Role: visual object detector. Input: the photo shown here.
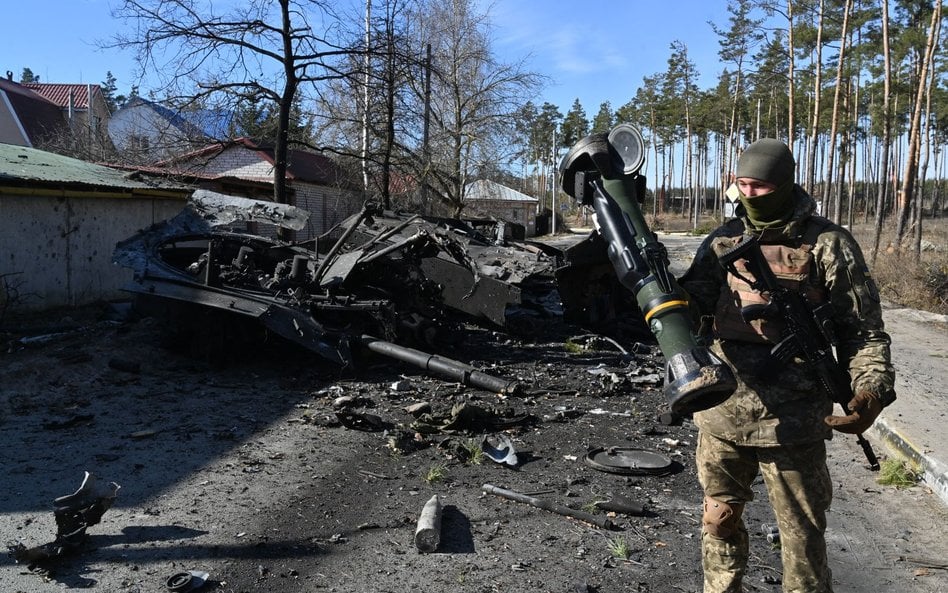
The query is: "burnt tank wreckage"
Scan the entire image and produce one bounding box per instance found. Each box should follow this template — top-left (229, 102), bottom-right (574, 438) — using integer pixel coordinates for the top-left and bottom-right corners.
top-left (113, 120), bottom-right (737, 416)
top-left (112, 190), bottom-right (647, 393)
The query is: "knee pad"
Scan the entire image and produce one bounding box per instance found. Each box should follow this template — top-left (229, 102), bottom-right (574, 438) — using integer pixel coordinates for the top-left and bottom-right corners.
top-left (703, 496), bottom-right (744, 539)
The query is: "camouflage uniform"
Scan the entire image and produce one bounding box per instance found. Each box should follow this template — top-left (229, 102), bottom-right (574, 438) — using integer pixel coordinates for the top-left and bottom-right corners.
top-left (680, 187), bottom-right (895, 593)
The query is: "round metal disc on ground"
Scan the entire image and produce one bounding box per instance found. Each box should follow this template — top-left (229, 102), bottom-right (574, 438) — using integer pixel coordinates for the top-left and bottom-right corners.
top-left (584, 447), bottom-right (673, 475)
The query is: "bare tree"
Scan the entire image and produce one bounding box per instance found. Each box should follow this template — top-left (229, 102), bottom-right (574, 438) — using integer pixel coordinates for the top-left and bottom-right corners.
top-left (33, 118), bottom-right (117, 162)
top-left (309, 1), bottom-right (415, 211)
top-left (0, 272), bottom-right (32, 327)
top-left (109, 0), bottom-right (360, 208)
top-left (402, 0), bottom-right (541, 217)
top-left (311, 0), bottom-right (540, 217)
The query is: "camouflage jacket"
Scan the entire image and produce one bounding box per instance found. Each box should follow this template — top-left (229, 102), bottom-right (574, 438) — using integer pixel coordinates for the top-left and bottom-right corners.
top-left (679, 186), bottom-right (895, 446)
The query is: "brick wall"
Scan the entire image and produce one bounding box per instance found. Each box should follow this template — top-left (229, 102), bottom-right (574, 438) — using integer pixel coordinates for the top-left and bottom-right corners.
top-left (292, 183), bottom-right (363, 238)
top-left (199, 146), bottom-right (274, 180)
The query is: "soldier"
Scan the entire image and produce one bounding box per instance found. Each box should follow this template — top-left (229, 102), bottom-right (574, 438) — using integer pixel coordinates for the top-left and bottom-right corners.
top-left (679, 138), bottom-right (896, 593)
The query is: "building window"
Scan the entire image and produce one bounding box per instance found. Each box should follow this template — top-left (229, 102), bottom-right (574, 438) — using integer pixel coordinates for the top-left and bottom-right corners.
top-left (511, 208), bottom-right (520, 220)
top-left (129, 134), bottom-right (150, 152)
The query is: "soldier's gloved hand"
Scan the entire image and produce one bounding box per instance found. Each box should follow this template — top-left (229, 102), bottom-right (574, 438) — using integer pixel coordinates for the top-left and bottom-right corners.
top-left (824, 391), bottom-right (883, 434)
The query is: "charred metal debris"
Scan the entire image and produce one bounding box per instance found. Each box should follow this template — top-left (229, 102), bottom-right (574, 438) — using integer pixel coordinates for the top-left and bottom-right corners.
top-left (113, 191), bottom-right (646, 391)
top-left (8, 471), bottom-right (120, 568)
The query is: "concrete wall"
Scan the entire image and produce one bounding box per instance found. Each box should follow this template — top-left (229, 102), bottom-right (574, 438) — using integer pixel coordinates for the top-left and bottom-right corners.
top-left (0, 192), bottom-right (187, 311)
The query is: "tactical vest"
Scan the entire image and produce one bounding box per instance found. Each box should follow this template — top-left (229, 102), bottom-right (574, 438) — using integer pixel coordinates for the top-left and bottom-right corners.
top-left (710, 221), bottom-right (829, 344)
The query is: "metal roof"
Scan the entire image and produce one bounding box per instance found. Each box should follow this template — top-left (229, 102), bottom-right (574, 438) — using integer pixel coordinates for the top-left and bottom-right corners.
top-left (465, 179), bottom-right (538, 203)
top-left (0, 143), bottom-right (191, 195)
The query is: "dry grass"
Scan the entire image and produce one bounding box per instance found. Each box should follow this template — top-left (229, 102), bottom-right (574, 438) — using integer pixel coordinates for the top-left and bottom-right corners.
top-left (850, 222), bottom-right (948, 316)
top-left (423, 463), bottom-right (447, 484)
top-left (605, 535), bottom-right (633, 560)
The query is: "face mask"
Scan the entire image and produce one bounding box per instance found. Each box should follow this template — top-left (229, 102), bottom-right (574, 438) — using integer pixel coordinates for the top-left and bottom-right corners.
top-left (739, 180), bottom-right (795, 229)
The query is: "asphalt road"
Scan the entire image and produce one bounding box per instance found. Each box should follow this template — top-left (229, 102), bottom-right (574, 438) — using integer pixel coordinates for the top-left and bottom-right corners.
top-left (535, 228), bottom-right (948, 593)
top-left (2, 229), bottom-right (943, 593)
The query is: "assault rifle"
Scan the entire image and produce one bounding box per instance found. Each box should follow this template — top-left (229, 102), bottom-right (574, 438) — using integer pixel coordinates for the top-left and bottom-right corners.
top-left (717, 235), bottom-right (880, 470)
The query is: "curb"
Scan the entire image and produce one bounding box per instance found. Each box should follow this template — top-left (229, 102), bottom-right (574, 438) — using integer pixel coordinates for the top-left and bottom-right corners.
top-left (870, 418), bottom-right (948, 507)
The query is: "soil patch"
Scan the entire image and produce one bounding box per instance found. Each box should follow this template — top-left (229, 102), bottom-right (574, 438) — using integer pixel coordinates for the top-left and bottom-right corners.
top-left (2, 299), bottom-right (947, 593)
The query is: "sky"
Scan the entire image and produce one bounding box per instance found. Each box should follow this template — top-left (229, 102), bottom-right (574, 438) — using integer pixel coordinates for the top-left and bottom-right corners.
top-left (2, 0), bottom-right (732, 116)
top-left (488, 1), bottom-right (729, 114)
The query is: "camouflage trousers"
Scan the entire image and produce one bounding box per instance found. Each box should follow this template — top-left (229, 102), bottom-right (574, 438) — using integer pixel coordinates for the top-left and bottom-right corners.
top-left (696, 431), bottom-right (833, 593)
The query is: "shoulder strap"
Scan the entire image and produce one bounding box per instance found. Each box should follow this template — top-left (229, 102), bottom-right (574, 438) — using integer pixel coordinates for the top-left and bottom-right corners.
top-left (721, 217), bottom-right (745, 236)
top-left (800, 215), bottom-right (835, 249)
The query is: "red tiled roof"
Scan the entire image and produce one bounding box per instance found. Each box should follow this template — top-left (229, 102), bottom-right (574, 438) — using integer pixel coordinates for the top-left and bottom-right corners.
top-left (23, 83), bottom-right (103, 109)
top-left (0, 78), bottom-right (57, 105)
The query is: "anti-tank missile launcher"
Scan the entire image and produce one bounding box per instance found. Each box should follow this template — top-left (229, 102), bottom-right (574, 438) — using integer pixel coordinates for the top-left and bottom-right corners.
top-left (560, 123), bottom-right (736, 414)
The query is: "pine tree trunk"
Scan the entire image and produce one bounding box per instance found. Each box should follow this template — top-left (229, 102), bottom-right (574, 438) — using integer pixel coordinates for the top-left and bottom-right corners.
top-left (805, 0), bottom-right (825, 197)
top-left (870, 0), bottom-right (893, 266)
top-left (787, 0), bottom-right (796, 147)
top-left (914, 19), bottom-right (940, 260)
top-left (824, 0), bottom-right (852, 225)
top-left (895, 0), bottom-right (941, 254)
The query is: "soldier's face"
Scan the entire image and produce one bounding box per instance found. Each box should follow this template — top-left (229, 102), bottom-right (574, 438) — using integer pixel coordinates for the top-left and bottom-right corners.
top-left (736, 177), bottom-right (777, 197)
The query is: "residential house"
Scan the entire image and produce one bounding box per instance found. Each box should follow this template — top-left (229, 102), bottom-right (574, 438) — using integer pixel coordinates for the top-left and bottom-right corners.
top-left (108, 96), bottom-right (234, 161)
top-left (464, 179), bottom-right (538, 238)
top-left (153, 137), bottom-right (363, 240)
top-left (0, 144), bottom-right (191, 312)
top-left (23, 81), bottom-right (114, 157)
top-left (0, 75), bottom-right (68, 147)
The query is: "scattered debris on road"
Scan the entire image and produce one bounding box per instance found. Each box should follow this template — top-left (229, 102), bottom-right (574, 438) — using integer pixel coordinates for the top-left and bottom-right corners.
top-left (8, 471), bottom-right (120, 569)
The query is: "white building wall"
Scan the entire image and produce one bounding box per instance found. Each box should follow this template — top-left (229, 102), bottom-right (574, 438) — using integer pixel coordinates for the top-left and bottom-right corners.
top-left (0, 192), bottom-right (187, 311)
top-left (197, 146), bottom-right (275, 180)
top-left (167, 146), bottom-right (364, 240)
top-left (108, 103), bottom-right (202, 160)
